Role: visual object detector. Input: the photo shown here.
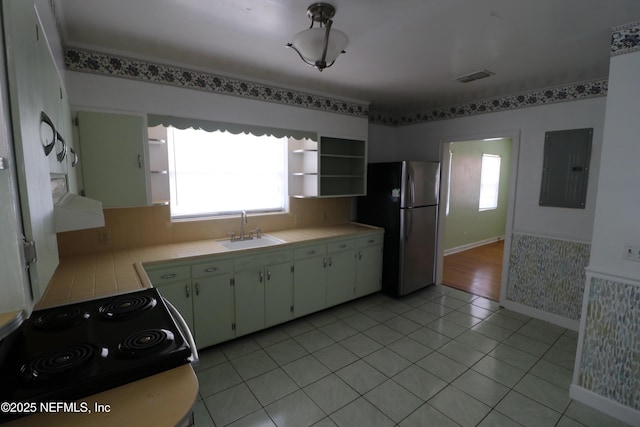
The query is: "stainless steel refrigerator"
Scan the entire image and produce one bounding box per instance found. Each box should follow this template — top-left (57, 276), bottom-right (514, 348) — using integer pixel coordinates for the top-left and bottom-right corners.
top-left (356, 161), bottom-right (440, 296)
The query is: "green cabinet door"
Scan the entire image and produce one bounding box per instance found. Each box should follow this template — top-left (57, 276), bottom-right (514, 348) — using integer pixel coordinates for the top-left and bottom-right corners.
top-left (155, 281), bottom-right (195, 336)
top-left (193, 273), bottom-right (234, 348)
top-left (77, 111), bottom-right (148, 207)
top-left (356, 245), bottom-right (383, 297)
top-left (264, 262), bottom-right (293, 327)
top-left (234, 266), bottom-right (265, 337)
top-left (326, 250), bottom-right (357, 306)
top-left (293, 256), bottom-right (327, 317)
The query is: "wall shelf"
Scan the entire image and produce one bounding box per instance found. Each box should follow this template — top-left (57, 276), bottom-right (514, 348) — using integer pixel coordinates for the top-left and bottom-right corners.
top-left (289, 136), bottom-right (367, 198)
top-left (148, 125), bottom-right (170, 206)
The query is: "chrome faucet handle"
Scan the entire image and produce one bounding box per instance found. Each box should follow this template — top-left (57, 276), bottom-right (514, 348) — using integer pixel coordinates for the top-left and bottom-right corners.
top-left (255, 227), bottom-right (262, 238)
top-left (227, 231), bottom-right (236, 242)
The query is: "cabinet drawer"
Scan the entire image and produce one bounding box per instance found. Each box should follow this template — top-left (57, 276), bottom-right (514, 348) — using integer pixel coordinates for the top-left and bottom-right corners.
top-left (327, 239), bottom-right (356, 253)
top-left (234, 250), bottom-right (292, 270)
top-left (146, 265), bottom-right (190, 285)
top-left (357, 234), bottom-right (383, 248)
top-left (293, 244), bottom-right (326, 260)
top-left (191, 259), bottom-right (234, 278)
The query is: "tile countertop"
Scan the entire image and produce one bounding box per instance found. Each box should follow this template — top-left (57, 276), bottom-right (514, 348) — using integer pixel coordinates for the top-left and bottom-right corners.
top-left (36, 222), bottom-right (383, 309)
top-left (2, 222), bottom-right (382, 427)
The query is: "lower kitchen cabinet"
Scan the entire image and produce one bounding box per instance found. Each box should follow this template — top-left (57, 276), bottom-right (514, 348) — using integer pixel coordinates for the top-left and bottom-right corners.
top-left (155, 279), bottom-right (195, 338)
top-left (193, 274), bottom-right (234, 347)
top-left (233, 266), bottom-right (266, 337)
top-left (265, 262), bottom-right (294, 327)
top-left (292, 244), bottom-right (328, 318)
top-left (233, 250), bottom-right (292, 337)
top-left (191, 259), bottom-right (235, 348)
top-left (356, 239), bottom-right (384, 297)
top-left (146, 230), bottom-right (383, 350)
top-left (326, 241), bottom-right (357, 306)
top-left (147, 258), bottom-right (235, 350)
top-left (293, 249), bottom-right (327, 317)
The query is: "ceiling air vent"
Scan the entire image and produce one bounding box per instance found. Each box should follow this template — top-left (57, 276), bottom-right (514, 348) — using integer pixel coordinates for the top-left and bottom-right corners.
top-left (455, 70), bottom-right (494, 83)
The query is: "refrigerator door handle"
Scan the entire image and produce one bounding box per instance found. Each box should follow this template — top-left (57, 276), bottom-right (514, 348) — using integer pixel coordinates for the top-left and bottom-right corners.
top-left (407, 164), bottom-right (416, 208)
top-left (410, 174), bottom-right (416, 207)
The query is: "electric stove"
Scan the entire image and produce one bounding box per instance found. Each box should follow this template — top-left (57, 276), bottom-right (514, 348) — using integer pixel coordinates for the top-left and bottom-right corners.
top-left (0, 288), bottom-right (195, 423)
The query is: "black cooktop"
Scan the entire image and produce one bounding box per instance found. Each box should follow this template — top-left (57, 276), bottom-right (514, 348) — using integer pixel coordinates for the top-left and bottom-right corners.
top-left (0, 288), bottom-right (193, 423)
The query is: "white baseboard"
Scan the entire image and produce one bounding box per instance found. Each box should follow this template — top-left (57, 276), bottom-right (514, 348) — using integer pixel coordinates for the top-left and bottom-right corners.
top-left (570, 385), bottom-right (640, 427)
top-left (502, 300), bottom-right (580, 331)
top-left (444, 236), bottom-right (504, 256)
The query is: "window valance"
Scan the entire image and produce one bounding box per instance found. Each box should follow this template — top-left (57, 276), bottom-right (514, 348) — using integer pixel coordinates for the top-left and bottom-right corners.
top-left (147, 114), bottom-right (317, 141)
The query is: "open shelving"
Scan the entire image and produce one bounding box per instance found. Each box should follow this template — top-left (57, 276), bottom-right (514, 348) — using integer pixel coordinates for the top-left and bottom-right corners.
top-left (147, 126), bottom-right (170, 206)
top-left (289, 136), bottom-right (366, 198)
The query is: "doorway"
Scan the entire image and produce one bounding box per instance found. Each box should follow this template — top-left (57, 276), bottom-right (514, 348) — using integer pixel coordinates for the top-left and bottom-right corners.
top-left (436, 134), bottom-right (519, 304)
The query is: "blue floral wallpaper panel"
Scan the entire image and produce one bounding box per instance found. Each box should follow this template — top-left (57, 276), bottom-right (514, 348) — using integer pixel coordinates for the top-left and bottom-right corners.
top-left (578, 277), bottom-right (640, 410)
top-left (506, 233), bottom-right (591, 321)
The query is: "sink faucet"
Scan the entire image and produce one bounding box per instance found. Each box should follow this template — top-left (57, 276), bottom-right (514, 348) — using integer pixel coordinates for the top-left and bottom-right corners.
top-left (240, 210), bottom-right (248, 240)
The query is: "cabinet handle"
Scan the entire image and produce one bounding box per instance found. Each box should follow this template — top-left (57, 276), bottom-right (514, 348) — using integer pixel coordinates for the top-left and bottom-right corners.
top-left (40, 112), bottom-right (55, 156)
top-left (185, 284), bottom-right (190, 298)
top-left (55, 132), bottom-right (67, 162)
top-left (323, 258), bottom-right (327, 268)
top-left (259, 271), bottom-right (264, 282)
top-left (138, 154), bottom-right (143, 169)
top-left (267, 270), bottom-right (271, 281)
top-left (339, 244), bottom-right (347, 249)
top-left (195, 282), bottom-right (200, 296)
top-left (358, 251), bottom-right (363, 260)
top-left (70, 147), bottom-right (79, 167)
top-left (328, 256), bottom-right (332, 267)
top-left (160, 273), bottom-right (177, 279)
top-left (204, 267), bottom-right (218, 273)
top-left (307, 250), bottom-right (316, 255)
top-left (368, 239), bottom-right (374, 243)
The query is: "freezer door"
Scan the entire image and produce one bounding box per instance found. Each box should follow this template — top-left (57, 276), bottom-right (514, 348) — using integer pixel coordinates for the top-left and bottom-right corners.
top-left (399, 205), bottom-right (437, 295)
top-left (401, 161), bottom-right (440, 208)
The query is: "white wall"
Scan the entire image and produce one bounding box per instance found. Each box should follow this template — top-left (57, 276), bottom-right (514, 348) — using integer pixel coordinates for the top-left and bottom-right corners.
top-left (66, 72), bottom-right (368, 141)
top-left (588, 52), bottom-right (640, 279)
top-left (369, 97), bottom-right (607, 242)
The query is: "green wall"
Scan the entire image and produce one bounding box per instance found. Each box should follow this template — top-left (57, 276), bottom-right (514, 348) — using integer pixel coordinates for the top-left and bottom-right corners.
top-left (443, 138), bottom-right (511, 251)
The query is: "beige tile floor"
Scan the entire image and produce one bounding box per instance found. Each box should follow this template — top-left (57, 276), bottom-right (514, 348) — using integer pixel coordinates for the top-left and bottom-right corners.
top-left (192, 285), bottom-right (631, 427)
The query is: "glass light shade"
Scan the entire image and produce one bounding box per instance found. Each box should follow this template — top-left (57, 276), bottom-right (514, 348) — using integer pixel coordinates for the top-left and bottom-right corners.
top-left (291, 27), bottom-right (349, 64)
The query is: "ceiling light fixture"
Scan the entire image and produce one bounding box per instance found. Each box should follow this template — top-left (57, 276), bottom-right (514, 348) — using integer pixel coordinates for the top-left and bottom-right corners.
top-left (287, 3), bottom-right (348, 72)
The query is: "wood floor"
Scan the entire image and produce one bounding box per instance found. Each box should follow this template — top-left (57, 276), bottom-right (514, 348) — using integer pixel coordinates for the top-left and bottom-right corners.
top-left (442, 240), bottom-right (504, 301)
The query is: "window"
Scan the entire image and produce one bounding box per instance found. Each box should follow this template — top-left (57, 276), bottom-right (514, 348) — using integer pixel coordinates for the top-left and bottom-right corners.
top-left (478, 154), bottom-right (501, 211)
top-left (167, 127), bottom-right (288, 218)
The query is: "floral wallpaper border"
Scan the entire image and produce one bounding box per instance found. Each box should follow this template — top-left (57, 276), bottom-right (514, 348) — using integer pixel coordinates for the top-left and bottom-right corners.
top-left (506, 233), bottom-right (591, 321)
top-left (66, 47), bottom-right (610, 127)
top-left (611, 20), bottom-right (640, 56)
top-left (578, 276), bottom-right (640, 410)
top-left (64, 47), bottom-right (370, 118)
top-left (369, 78), bottom-right (608, 126)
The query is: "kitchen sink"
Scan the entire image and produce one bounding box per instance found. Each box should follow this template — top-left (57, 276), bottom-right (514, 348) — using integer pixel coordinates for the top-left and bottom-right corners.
top-left (220, 234), bottom-right (285, 250)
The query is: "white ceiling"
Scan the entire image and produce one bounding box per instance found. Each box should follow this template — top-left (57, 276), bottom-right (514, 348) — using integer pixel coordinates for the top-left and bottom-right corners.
top-left (55, 0), bottom-right (640, 113)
